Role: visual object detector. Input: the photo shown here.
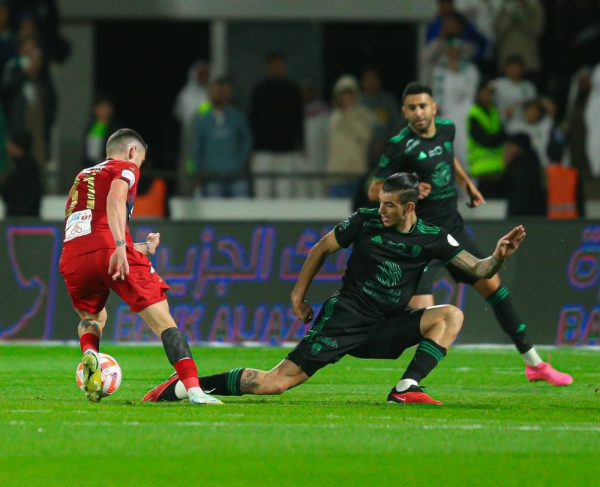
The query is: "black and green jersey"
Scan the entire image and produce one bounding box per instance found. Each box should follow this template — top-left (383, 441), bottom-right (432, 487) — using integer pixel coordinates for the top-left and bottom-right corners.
top-left (333, 208), bottom-right (464, 318)
top-left (373, 119), bottom-right (460, 227)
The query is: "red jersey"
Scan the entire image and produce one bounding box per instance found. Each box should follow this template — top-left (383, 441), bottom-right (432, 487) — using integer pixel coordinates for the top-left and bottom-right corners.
top-left (61, 159), bottom-right (140, 257)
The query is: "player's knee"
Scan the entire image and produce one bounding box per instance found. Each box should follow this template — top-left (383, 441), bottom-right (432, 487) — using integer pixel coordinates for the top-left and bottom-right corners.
top-left (444, 306), bottom-right (463, 335)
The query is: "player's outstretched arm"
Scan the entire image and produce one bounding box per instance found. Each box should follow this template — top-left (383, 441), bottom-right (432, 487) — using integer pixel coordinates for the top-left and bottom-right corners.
top-left (133, 232), bottom-right (160, 256)
top-left (449, 225), bottom-right (526, 279)
top-left (291, 231), bottom-right (341, 323)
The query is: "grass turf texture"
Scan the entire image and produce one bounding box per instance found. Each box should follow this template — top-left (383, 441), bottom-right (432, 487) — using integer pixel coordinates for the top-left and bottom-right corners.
top-left (1, 345), bottom-right (599, 486)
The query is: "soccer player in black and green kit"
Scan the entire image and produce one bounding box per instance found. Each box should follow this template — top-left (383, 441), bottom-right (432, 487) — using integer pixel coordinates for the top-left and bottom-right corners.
top-left (143, 172), bottom-right (527, 405)
top-left (367, 82), bottom-right (572, 386)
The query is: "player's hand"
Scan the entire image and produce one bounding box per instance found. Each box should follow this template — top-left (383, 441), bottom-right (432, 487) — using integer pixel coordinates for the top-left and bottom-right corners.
top-left (493, 225), bottom-right (526, 260)
top-left (292, 298), bottom-right (315, 324)
top-left (146, 232), bottom-right (161, 255)
top-left (418, 182), bottom-right (432, 200)
top-left (109, 246), bottom-right (129, 281)
top-left (466, 183), bottom-right (486, 208)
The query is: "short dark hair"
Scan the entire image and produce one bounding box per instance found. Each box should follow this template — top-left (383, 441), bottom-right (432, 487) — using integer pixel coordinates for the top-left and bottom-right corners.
top-left (382, 172), bottom-right (420, 204)
top-left (266, 50), bottom-right (286, 64)
top-left (106, 128), bottom-right (148, 154)
top-left (402, 82), bottom-right (433, 101)
top-left (504, 53), bottom-right (525, 67)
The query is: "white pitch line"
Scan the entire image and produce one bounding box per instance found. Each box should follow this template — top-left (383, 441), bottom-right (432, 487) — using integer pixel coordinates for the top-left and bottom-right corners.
top-left (4, 420), bottom-right (600, 432)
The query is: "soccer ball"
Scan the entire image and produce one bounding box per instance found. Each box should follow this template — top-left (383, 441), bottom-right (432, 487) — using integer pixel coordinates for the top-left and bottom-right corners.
top-left (75, 352), bottom-right (122, 397)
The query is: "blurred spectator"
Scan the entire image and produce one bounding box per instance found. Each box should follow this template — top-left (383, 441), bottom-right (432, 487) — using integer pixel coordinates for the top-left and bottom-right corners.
top-left (1, 131), bottom-right (41, 216)
top-left (423, 1), bottom-right (488, 83)
top-left (298, 79), bottom-right (329, 198)
top-left (190, 75), bottom-right (253, 198)
top-left (0, 3), bottom-right (16, 92)
top-left (563, 67), bottom-right (592, 180)
top-left (173, 59), bottom-right (210, 195)
top-left (466, 78), bottom-right (506, 197)
top-left (359, 67), bottom-right (403, 169)
top-left (81, 93), bottom-right (122, 168)
top-left (326, 75), bottom-right (373, 198)
top-left (583, 62), bottom-right (600, 177)
top-left (2, 33), bottom-right (54, 167)
top-left (14, 7), bottom-right (69, 64)
top-left (454, 0), bottom-right (501, 66)
top-left (502, 132), bottom-right (546, 216)
top-left (495, 0), bottom-right (545, 89)
top-left (507, 97), bottom-right (557, 168)
top-left (432, 37), bottom-right (480, 164)
top-left (494, 53), bottom-right (538, 123)
top-left (249, 51), bottom-right (303, 198)
top-left (0, 100), bottom-right (6, 175)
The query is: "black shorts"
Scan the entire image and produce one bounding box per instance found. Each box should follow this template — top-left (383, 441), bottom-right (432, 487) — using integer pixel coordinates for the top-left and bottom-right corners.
top-left (414, 224), bottom-right (485, 295)
top-left (286, 296), bottom-right (425, 376)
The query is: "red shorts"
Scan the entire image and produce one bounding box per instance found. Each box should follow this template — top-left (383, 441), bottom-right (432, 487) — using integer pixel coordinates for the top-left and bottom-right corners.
top-left (60, 247), bottom-right (170, 313)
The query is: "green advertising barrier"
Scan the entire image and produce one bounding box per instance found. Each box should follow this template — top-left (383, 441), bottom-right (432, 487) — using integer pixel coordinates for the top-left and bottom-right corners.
top-left (0, 220), bottom-right (598, 345)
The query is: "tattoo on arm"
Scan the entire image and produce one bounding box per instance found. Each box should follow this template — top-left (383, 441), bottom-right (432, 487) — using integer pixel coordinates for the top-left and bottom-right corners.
top-left (240, 369), bottom-right (261, 391)
top-left (451, 252), bottom-right (504, 279)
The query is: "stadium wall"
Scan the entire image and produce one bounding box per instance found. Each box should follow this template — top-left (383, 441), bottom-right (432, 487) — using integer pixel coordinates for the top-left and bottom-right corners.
top-left (0, 220), bottom-right (598, 346)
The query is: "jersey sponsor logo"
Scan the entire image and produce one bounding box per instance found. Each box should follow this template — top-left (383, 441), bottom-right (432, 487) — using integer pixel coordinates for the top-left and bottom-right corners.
top-left (378, 154), bottom-right (390, 168)
top-left (338, 218), bottom-right (350, 231)
top-left (418, 151), bottom-right (427, 160)
top-left (64, 209), bottom-right (92, 242)
top-left (447, 234), bottom-right (459, 246)
top-left (405, 138), bottom-right (420, 153)
top-left (121, 169), bottom-right (136, 189)
top-left (371, 235), bottom-right (383, 244)
top-left (428, 146), bottom-right (443, 157)
top-left (375, 261), bottom-right (403, 287)
top-left (431, 161), bottom-right (451, 187)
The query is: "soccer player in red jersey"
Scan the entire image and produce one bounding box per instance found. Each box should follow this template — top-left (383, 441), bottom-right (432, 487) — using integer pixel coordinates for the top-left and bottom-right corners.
top-left (59, 128), bottom-right (222, 404)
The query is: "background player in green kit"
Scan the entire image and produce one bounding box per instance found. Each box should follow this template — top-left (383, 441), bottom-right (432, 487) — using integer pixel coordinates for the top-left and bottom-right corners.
top-left (367, 82), bottom-right (572, 386)
top-left (143, 172), bottom-right (527, 405)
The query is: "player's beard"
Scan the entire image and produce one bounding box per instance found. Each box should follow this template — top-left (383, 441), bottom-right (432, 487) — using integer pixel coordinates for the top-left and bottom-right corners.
top-left (411, 116), bottom-right (431, 134)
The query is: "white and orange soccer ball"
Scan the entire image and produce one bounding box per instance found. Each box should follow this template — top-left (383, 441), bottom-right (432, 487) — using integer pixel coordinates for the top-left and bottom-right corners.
top-left (75, 353), bottom-right (122, 397)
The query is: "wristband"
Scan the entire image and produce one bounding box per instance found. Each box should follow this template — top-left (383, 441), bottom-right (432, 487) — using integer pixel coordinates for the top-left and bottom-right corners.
top-left (115, 239), bottom-right (126, 247)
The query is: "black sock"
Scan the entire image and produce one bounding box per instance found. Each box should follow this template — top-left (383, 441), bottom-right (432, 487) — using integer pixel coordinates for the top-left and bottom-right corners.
top-left (486, 286), bottom-right (533, 354)
top-left (199, 368), bottom-right (246, 396)
top-left (160, 327), bottom-right (192, 365)
top-left (401, 338), bottom-right (447, 384)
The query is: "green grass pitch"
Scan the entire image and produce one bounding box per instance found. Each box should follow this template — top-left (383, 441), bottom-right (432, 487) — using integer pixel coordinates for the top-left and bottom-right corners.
top-left (1, 345), bottom-right (599, 486)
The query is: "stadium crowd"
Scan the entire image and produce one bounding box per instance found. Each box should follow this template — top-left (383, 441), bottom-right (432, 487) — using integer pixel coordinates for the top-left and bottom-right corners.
top-left (2, 0), bottom-right (600, 218)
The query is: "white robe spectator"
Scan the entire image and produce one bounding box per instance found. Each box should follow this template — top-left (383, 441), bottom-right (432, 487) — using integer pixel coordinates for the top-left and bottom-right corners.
top-left (432, 44), bottom-right (480, 165)
top-left (584, 63), bottom-right (600, 177)
top-left (173, 60), bottom-right (210, 195)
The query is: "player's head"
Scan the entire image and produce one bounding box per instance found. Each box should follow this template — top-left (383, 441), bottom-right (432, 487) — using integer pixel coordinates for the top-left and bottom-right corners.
top-left (106, 128), bottom-right (147, 167)
top-left (402, 82), bottom-right (437, 135)
top-left (378, 172), bottom-right (420, 227)
top-left (266, 50), bottom-right (287, 79)
top-left (504, 53), bottom-right (525, 81)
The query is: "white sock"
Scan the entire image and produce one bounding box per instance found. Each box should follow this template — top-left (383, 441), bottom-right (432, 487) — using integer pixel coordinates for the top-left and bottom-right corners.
top-left (395, 379), bottom-right (418, 392)
top-left (175, 381), bottom-right (188, 400)
top-left (521, 348), bottom-right (542, 367)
